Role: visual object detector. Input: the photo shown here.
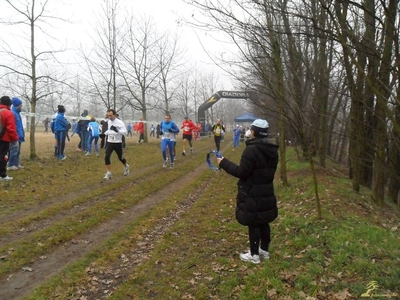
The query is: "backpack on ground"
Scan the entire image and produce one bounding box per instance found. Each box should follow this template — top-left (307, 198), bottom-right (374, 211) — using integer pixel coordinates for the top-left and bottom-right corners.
top-left (0, 108), bottom-right (6, 138)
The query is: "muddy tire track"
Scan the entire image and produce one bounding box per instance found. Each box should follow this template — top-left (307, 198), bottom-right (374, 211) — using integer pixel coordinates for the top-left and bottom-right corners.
top-left (0, 141), bottom-right (230, 299)
top-left (0, 144), bottom-right (212, 246)
top-left (0, 161), bottom-right (211, 300)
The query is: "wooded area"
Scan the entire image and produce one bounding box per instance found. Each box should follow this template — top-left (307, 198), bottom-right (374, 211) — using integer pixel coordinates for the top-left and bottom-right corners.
top-left (187, 0), bottom-right (400, 207)
top-left (1, 0), bottom-right (399, 206)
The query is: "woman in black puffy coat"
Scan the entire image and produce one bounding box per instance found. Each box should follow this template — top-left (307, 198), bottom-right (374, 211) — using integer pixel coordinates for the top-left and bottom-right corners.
top-left (218, 119), bottom-right (279, 264)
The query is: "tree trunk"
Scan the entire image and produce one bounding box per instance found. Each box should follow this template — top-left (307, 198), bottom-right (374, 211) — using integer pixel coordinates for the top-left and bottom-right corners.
top-left (29, 4), bottom-right (37, 160)
top-left (371, 0), bottom-right (396, 206)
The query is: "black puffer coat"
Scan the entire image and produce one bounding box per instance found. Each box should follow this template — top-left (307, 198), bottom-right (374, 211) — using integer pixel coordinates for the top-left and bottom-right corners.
top-left (219, 137), bottom-right (279, 226)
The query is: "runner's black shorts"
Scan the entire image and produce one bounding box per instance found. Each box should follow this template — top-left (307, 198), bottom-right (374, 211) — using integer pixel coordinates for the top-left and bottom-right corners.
top-left (182, 134), bottom-right (193, 141)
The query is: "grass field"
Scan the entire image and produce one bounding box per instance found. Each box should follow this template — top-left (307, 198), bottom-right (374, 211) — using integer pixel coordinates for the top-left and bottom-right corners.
top-left (0, 131), bottom-right (399, 299)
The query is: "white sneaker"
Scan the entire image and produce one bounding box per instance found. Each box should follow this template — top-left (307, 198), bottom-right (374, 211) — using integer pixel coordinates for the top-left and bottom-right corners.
top-left (95, 152), bottom-right (99, 157)
top-left (124, 164), bottom-right (130, 176)
top-left (7, 166), bottom-right (19, 171)
top-left (170, 163), bottom-right (174, 169)
top-left (239, 251), bottom-right (260, 264)
top-left (163, 161), bottom-right (168, 168)
top-left (259, 248), bottom-right (270, 260)
top-left (0, 175), bottom-right (13, 181)
top-left (85, 152), bottom-right (91, 156)
top-left (103, 172), bottom-right (112, 180)
top-left (17, 165), bottom-right (25, 169)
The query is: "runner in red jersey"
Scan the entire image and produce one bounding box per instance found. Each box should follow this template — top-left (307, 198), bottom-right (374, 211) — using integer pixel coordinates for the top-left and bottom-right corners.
top-left (180, 116), bottom-right (197, 155)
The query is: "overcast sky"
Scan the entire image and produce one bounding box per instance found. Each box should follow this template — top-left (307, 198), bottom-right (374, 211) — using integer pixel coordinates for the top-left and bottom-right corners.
top-left (0, 0), bottom-right (234, 89)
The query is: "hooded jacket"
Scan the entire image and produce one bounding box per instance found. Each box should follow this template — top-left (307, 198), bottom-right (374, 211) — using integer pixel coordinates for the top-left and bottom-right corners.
top-left (219, 137), bottom-right (279, 226)
top-left (54, 112), bottom-right (69, 132)
top-left (0, 104), bottom-right (18, 142)
top-left (78, 111), bottom-right (91, 132)
top-left (11, 105), bottom-right (25, 142)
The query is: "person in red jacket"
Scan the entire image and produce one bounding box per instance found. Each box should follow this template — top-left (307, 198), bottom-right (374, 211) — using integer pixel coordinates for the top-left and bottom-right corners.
top-left (0, 96), bottom-right (18, 181)
top-left (180, 116), bottom-right (197, 155)
top-left (137, 118), bottom-right (145, 143)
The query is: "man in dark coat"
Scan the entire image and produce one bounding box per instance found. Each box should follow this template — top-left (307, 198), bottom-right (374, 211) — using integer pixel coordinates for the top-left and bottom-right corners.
top-left (218, 119), bottom-right (279, 264)
top-left (78, 109), bottom-right (91, 152)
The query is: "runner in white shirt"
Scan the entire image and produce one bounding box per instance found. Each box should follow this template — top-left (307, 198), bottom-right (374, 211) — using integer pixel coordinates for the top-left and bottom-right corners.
top-left (103, 109), bottom-right (130, 180)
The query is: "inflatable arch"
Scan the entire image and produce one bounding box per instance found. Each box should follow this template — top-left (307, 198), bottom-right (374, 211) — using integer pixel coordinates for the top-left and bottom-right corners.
top-left (197, 90), bottom-right (259, 134)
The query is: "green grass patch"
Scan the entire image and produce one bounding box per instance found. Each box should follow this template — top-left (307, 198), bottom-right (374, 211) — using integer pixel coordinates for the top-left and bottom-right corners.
top-left (3, 140), bottom-right (398, 299)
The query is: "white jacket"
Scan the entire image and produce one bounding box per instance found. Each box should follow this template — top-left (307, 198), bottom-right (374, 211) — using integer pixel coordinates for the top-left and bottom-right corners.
top-left (105, 118), bottom-right (127, 143)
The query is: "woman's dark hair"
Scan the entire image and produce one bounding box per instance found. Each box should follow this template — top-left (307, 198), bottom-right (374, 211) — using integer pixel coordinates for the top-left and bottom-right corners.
top-left (251, 126), bottom-right (268, 137)
top-left (0, 96), bottom-right (12, 106)
top-left (58, 105), bottom-right (65, 113)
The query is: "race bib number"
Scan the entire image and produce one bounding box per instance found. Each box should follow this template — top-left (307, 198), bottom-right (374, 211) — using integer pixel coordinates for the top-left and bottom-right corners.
top-left (184, 126), bottom-right (189, 131)
top-left (108, 135), bottom-right (116, 142)
top-left (215, 128), bottom-right (221, 134)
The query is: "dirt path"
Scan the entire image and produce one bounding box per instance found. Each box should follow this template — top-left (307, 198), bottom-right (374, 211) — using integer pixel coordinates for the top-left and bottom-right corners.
top-left (0, 142), bottom-right (212, 244)
top-left (0, 141), bottom-right (230, 299)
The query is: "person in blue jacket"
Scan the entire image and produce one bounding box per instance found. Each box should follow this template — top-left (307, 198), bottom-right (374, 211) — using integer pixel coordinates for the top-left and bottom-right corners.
top-left (7, 97), bottom-right (25, 170)
top-left (77, 109), bottom-right (91, 152)
top-left (86, 117), bottom-right (100, 156)
top-left (54, 105), bottom-right (69, 160)
top-left (233, 125), bottom-right (241, 148)
top-left (159, 114), bottom-right (180, 169)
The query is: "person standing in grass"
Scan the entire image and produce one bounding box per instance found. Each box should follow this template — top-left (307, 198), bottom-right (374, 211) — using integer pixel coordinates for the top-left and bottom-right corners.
top-left (103, 109), bottom-right (129, 180)
top-left (43, 117), bottom-right (50, 133)
top-left (137, 118), bottom-right (145, 143)
top-left (86, 117), bottom-right (100, 156)
top-left (150, 124), bottom-right (155, 137)
top-left (217, 119), bottom-right (279, 264)
top-left (7, 97), bottom-right (25, 170)
top-left (78, 109), bottom-right (91, 152)
top-left (54, 105), bottom-right (69, 160)
top-left (0, 96), bottom-right (18, 181)
top-left (232, 125), bottom-right (241, 148)
top-left (126, 122), bottom-right (133, 137)
top-left (99, 119), bottom-right (108, 149)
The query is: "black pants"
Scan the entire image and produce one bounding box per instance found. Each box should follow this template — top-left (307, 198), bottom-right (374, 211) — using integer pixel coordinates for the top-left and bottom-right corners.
top-left (99, 134), bottom-right (106, 148)
top-left (138, 133), bottom-right (144, 142)
top-left (105, 142), bottom-right (126, 166)
top-left (0, 140), bottom-right (10, 178)
top-left (214, 136), bottom-right (222, 151)
top-left (248, 224), bottom-right (271, 256)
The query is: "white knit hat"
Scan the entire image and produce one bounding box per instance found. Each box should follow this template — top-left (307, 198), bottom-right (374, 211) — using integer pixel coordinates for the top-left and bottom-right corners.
top-left (251, 119), bottom-right (269, 129)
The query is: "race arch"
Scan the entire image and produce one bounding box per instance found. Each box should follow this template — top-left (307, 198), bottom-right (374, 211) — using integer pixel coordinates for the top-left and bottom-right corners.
top-left (197, 90), bottom-right (259, 134)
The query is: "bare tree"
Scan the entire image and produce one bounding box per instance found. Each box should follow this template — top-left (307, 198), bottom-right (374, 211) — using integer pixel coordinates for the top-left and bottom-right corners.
top-left (0, 0), bottom-right (68, 159)
top-left (329, 0), bottom-right (399, 205)
top-left (80, 0), bottom-right (124, 111)
top-left (118, 15), bottom-right (161, 142)
top-left (156, 31), bottom-right (186, 113)
top-left (176, 70), bottom-right (195, 118)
